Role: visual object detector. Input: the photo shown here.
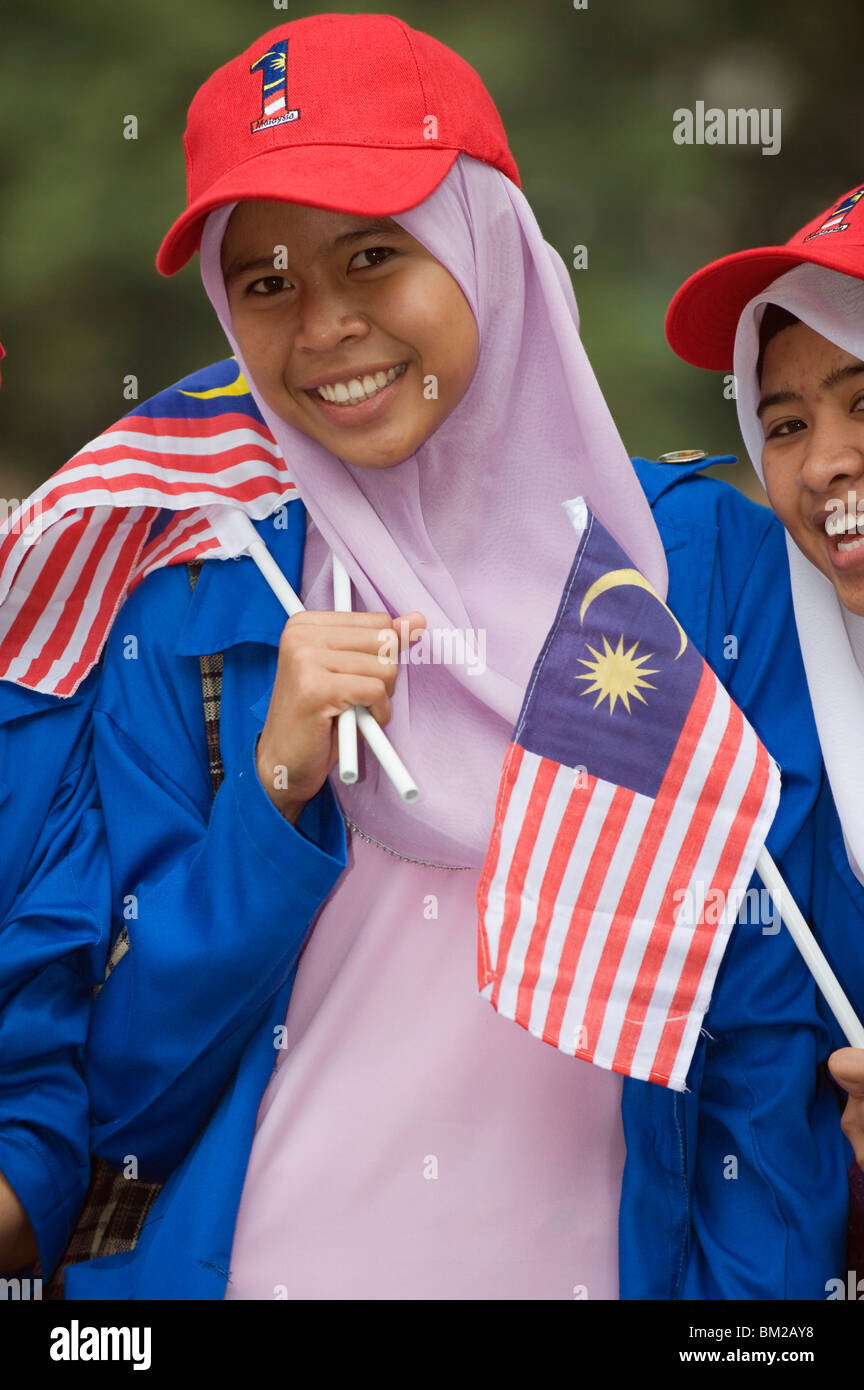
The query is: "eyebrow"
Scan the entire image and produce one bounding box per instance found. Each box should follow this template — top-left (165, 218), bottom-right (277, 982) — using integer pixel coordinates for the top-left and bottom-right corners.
top-left (223, 219), bottom-right (403, 283)
top-left (757, 361), bottom-right (864, 417)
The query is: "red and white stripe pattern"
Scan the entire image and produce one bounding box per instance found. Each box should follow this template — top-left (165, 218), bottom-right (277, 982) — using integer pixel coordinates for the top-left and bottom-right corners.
top-left (263, 92), bottom-right (287, 119)
top-left (476, 662), bottom-right (779, 1090)
top-left (0, 376), bottom-right (299, 696)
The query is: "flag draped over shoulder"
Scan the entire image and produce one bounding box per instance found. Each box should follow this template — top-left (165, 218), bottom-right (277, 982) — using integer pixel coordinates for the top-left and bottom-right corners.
top-left (0, 359), bottom-right (298, 696)
top-left (476, 500), bottom-right (780, 1091)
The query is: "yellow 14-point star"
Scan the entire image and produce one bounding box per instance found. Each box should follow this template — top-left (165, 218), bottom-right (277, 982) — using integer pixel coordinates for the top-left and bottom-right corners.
top-left (575, 634), bottom-right (659, 714)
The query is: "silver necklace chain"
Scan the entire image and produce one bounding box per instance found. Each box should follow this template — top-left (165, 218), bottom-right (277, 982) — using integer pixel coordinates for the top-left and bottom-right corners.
top-left (341, 814), bottom-right (473, 872)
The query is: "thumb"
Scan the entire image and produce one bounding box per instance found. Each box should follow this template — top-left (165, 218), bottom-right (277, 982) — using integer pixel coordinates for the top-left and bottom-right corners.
top-left (828, 1046), bottom-right (864, 1096)
top-left (394, 611), bottom-right (426, 650)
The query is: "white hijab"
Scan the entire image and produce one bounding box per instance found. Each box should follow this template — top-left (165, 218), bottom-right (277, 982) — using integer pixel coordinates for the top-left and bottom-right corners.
top-left (733, 262), bottom-right (864, 884)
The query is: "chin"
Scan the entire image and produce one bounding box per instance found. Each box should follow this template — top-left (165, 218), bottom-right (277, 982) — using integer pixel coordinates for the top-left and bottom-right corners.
top-left (341, 436), bottom-right (421, 470)
top-left (343, 453), bottom-right (411, 470)
top-left (837, 588), bottom-right (864, 618)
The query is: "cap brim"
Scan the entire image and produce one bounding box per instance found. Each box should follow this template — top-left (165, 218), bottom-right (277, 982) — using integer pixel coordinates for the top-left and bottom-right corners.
top-left (664, 244), bottom-right (858, 371)
top-left (157, 144), bottom-right (460, 276)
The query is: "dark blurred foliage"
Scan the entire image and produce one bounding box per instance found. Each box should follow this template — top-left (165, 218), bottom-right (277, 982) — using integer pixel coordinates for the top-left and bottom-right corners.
top-left (1, 0), bottom-right (862, 500)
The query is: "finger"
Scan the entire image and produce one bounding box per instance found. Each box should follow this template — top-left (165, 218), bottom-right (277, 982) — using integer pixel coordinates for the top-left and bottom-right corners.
top-left (393, 611), bottom-right (427, 650)
top-left (828, 1047), bottom-right (864, 1096)
top-left (285, 610), bottom-right (394, 628)
top-left (313, 649), bottom-right (400, 689)
top-left (283, 625), bottom-right (404, 657)
top-left (320, 675), bottom-right (391, 724)
top-left (840, 1098), bottom-right (864, 1167)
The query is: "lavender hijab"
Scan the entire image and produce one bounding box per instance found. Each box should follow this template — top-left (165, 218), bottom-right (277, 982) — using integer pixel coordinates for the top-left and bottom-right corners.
top-left (199, 154), bottom-right (667, 869)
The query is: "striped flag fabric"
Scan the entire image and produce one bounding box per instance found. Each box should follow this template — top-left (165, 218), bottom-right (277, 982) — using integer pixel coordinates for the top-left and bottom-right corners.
top-left (476, 498), bottom-right (780, 1091)
top-left (0, 357), bottom-right (299, 696)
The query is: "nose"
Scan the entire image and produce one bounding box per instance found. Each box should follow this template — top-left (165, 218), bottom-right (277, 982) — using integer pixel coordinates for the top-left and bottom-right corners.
top-left (799, 417), bottom-right (864, 496)
top-left (292, 279), bottom-right (370, 355)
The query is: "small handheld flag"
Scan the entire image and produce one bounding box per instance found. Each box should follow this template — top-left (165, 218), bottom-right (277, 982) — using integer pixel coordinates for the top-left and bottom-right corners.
top-left (0, 359), bottom-right (300, 696)
top-left (476, 498), bottom-right (780, 1090)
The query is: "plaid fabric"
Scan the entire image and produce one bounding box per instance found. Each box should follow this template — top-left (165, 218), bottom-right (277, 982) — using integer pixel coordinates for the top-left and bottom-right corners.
top-left (189, 558), bottom-right (226, 797)
top-left (44, 561), bottom-right (225, 1298)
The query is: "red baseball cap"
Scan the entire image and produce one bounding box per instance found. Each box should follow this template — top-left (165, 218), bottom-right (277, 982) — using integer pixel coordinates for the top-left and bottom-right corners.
top-left (665, 181), bottom-right (864, 371)
top-left (157, 14), bottom-right (520, 276)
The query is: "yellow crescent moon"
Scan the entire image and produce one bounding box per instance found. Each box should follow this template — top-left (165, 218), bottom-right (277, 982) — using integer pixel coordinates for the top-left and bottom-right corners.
top-left (179, 359), bottom-right (251, 400)
top-left (579, 568), bottom-right (688, 659)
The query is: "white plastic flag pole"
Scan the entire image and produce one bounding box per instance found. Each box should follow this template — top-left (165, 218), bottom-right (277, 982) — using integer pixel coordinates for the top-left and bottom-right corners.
top-left (204, 506), bottom-right (420, 803)
top-left (756, 847), bottom-right (864, 1047)
top-left (332, 553), bottom-right (359, 785)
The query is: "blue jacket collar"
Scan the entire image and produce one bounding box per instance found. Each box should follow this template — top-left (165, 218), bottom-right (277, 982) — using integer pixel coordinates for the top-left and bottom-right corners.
top-left (0, 680), bottom-right (90, 724)
top-left (630, 453), bottom-right (736, 505)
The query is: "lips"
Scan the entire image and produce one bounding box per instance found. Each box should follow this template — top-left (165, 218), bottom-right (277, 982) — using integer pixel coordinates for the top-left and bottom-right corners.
top-left (823, 502), bottom-right (862, 538)
top-left (301, 360), bottom-right (408, 428)
top-left (310, 362), bottom-right (407, 406)
top-left (822, 511), bottom-right (864, 570)
top-left (300, 360), bottom-right (407, 393)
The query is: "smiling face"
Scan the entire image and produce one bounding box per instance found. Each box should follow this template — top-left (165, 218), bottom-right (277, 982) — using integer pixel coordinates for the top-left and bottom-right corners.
top-left (221, 200), bottom-right (479, 469)
top-left (759, 319), bottom-right (864, 616)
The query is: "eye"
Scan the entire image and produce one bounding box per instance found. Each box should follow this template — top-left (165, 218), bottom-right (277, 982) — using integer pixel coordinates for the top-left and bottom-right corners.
top-left (764, 417), bottom-right (806, 440)
top-left (348, 246), bottom-right (396, 270)
top-left (246, 275), bottom-right (291, 296)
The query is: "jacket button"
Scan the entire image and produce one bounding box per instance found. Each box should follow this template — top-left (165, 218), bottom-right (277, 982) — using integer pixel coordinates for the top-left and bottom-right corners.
top-left (657, 449), bottom-right (708, 464)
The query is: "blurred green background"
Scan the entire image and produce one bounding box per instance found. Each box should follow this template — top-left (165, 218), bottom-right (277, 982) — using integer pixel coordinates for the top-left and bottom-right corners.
top-left (1, 0), bottom-right (861, 501)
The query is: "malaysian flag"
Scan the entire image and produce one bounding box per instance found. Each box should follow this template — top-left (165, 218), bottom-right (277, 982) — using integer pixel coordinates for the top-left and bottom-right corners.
top-left (0, 357), bottom-right (298, 696)
top-left (476, 499), bottom-right (780, 1090)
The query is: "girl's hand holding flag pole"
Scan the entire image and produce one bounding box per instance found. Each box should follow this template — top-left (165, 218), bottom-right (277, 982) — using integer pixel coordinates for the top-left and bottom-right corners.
top-left (203, 505), bottom-right (420, 804)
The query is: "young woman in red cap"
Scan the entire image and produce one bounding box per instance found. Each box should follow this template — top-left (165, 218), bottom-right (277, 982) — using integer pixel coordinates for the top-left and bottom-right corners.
top-left (667, 182), bottom-right (864, 1274)
top-left (15, 16), bottom-right (844, 1299)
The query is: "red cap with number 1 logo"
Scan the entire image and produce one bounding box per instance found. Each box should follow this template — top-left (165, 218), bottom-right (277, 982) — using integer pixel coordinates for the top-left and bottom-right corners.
top-left (666, 181), bottom-right (864, 371)
top-left (156, 13), bottom-right (520, 276)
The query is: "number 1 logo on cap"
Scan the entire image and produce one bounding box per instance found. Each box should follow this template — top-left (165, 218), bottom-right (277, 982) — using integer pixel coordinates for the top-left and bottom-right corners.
top-left (250, 40), bottom-right (300, 134)
top-left (805, 185), bottom-right (864, 241)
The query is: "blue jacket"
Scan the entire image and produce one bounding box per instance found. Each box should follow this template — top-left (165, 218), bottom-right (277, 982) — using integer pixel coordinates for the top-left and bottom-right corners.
top-left (805, 779), bottom-right (864, 1055)
top-left (0, 669), bottom-right (107, 1276)
top-left (55, 413), bottom-right (849, 1300)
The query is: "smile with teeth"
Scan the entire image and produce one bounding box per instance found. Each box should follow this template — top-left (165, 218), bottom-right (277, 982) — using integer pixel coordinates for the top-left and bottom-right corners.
top-left (313, 362), bottom-right (407, 405)
top-left (825, 503), bottom-right (864, 550)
